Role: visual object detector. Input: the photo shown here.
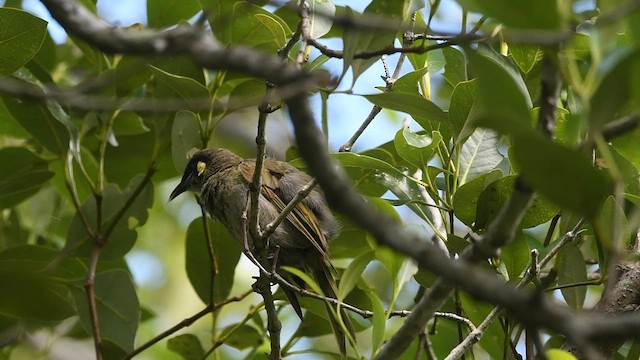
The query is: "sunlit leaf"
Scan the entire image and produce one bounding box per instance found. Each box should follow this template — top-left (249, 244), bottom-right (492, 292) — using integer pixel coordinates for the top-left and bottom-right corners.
top-left (0, 8), bottom-right (47, 76)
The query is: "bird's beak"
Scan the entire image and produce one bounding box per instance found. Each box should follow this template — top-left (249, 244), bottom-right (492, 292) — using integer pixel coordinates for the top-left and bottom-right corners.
top-left (169, 180), bottom-right (189, 201)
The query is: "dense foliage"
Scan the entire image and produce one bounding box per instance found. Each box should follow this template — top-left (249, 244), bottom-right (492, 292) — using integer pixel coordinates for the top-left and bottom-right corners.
top-left (1, 0), bottom-right (640, 359)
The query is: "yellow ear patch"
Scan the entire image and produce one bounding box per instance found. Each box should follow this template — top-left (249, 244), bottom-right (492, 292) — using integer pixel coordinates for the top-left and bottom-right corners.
top-left (196, 161), bottom-right (206, 176)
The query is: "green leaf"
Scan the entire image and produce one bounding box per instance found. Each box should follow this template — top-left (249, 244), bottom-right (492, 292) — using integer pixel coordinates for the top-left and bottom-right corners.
top-left (0, 147), bottom-right (54, 209)
top-left (222, 2), bottom-right (291, 51)
top-left (589, 49), bottom-right (640, 130)
top-left (449, 79), bottom-right (478, 144)
top-left (171, 110), bottom-right (202, 172)
top-left (66, 175), bottom-right (154, 258)
top-left (468, 47), bottom-right (533, 136)
top-left (512, 133), bottom-right (611, 218)
top-left (509, 44), bottom-right (541, 74)
top-left (71, 269), bottom-right (139, 352)
top-left (394, 128), bottom-right (442, 169)
top-left (0, 245), bottom-right (86, 281)
top-left (308, 0), bottom-right (335, 39)
top-left (342, 0), bottom-right (403, 85)
top-left (375, 171), bottom-right (432, 223)
top-left (226, 79), bottom-right (265, 113)
top-left (458, 127), bottom-right (504, 185)
top-left (147, 0), bottom-right (201, 28)
top-left (475, 175), bottom-right (559, 230)
top-left (612, 123), bottom-right (640, 170)
top-left (557, 244), bottom-right (587, 311)
top-left (500, 231), bottom-right (530, 280)
top-left (367, 289), bottom-right (386, 357)
top-left (459, 292), bottom-right (505, 358)
top-left (453, 169), bottom-right (503, 227)
top-left (220, 324), bottom-right (263, 350)
top-left (546, 349), bottom-right (578, 360)
top-left (149, 65), bottom-right (209, 114)
top-left (0, 263), bottom-right (74, 321)
top-left (392, 66), bottom-right (429, 94)
top-left (2, 85), bottom-right (70, 156)
top-left (185, 217), bottom-right (241, 304)
top-left (456, 0), bottom-right (565, 29)
top-left (0, 8), bottom-right (47, 76)
top-left (167, 334), bottom-right (205, 360)
top-left (442, 46), bottom-right (467, 86)
top-left (338, 251), bottom-right (374, 300)
top-left (363, 92), bottom-right (447, 126)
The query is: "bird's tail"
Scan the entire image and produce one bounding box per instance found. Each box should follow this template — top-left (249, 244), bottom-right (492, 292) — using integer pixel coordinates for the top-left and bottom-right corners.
top-left (314, 263), bottom-right (356, 358)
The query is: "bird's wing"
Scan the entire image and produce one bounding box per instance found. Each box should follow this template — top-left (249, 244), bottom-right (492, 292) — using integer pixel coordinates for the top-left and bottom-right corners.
top-left (238, 160), bottom-right (329, 257)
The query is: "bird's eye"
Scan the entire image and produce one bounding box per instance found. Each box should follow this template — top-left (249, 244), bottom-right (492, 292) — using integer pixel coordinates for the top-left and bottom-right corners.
top-left (196, 161), bottom-right (206, 176)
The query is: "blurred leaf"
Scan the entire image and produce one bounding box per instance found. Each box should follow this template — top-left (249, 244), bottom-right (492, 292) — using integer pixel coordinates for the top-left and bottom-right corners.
top-left (393, 66), bottom-right (429, 94)
top-left (375, 170), bottom-right (432, 223)
top-left (611, 124), bottom-right (640, 170)
top-left (364, 92), bottom-right (447, 127)
top-left (442, 46), bottom-right (467, 86)
top-left (0, 147), bottom-right (54, 209)
top-left (2, 86), bottom-right (70, 156)
top-left (458, 127), bottom-right (504, 185)
top-left (597, 196), bottom-right (630, 253)
top-left (0, 8), bottom-right (47, 76)
top-left (512, 133), bottom-right (611, 218)
top-left (510, 44), bottom-right (541, 74)
top-left (0, 262), bottom-right (74, 321)
top-left (227, 79), bottom-right (265, 113)
top-left (589, 49), bottom-right (640, 130)
top-left (167, 333), bottom-right (205, 360)
top-left (556, 244), bottom-right (587, 311)
top-left (455, 0), bottom-right (564, 29)
top-left (220, 324), bottom-right (263, 350)
top-left (147, 0), bottom-right (201, 28)
top-left (71, 269), bottom-right (139, 352)
top-left (460, 292), bottom-right (505, 358)
top-left (394, 128), bottom-right (442, 169)
top-left (476, 175), bottom-right (559, 229)
top-left (367, 289), bottom-right (386, 357)
top-left (171, 110), bottom-right (202, 172)
top-left (112, 111), bottom-right (150, 136)
top-left (500, 231), bottom-right (530, 280)
top-left (185, 217), bottom-right (241, 304)
top-left (149, 65), bottom-right (210, 114)
top-left (449, 79), bottom-right (478, 144)
top-left (216, 2), bottom-right (291, 51)
top-left (342, 0), bottom-right (403, 85)
top-left (453, 169), bottom-right (503, 227)
top-left (0, 245), bottom-right (86, 281)
top-left (338, 251), bottom-right (374, 300)
top-left (546, 349), bottom-right (578, 360)
top-left (468, 47), bottom-right (533, 136)
top-left (66, 174), bottom-right (154, 258)
top-left (308, 0), bottom-right (335, 39)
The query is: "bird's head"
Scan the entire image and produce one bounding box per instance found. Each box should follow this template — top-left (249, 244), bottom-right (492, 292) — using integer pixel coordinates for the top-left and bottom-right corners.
top-left (169, 150), bottom-right (216, 201)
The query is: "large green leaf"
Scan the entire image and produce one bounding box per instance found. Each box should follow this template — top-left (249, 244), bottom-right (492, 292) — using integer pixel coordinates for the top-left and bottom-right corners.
top-left (149, 65), bottom-right (210, 114)
top-left (455, 0), bottom-right (566, 29)
top-left (556, 244), bottom-right (588, 311)
top-left (147, 0), bottom-right (201, 28)
top-left (219, 323), bottom-right (263, 350)
top-left (394, 128), bottom-right (442, 169)
top-left (589, 49), bottom-right (640, 130)
top-left (475, 175), bottom-right (559, 229)
top-left (442, 46), bottom-right (467, 86)
top-left (449, 79), bottom-right (478, 144)
top-left (457, 127), bottom-right (504, 185)
top-left (453, 169), bottom-right (503, 227)
top-left (185, 217), bottom-right (241, 304)
top-left (342, 0), bottom-right (404, 85)
top-left (168, 333), bottom-right (205, 360)
top-left (468, 47), bottom-right (533, 136)
top-left (0, 8), bottom-right (47, 76)
top-left (71, 269), bottom-right (139, 353)
top-left (66, 174), bottom-right (154, 258)
top-left (2, 85), bottom-right (70, 156)
top-left (364, 92), bottom-right (447, 128)
top-left (308, 0), bottom-right (335, 39)
top-left (171, 110), bottom-right (202, 172)
top-left (0, 147), bottom-right (53, 209)
top-left (512, 133), bottom-right (611, 218)
top-left (500, 231), bottom-right (530, 281)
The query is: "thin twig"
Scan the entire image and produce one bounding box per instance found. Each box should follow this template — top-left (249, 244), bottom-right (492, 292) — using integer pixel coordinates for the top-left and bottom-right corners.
top-left (123, 291), bottom-right (251, 360)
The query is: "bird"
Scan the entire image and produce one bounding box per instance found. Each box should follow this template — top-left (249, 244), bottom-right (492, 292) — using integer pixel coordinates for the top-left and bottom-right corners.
top-left (169, 148), bottom-right (356, 356)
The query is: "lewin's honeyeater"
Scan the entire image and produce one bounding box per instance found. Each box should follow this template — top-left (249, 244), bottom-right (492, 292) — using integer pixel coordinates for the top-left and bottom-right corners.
top-left (169, 148), bottom-right (355, 356)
